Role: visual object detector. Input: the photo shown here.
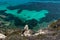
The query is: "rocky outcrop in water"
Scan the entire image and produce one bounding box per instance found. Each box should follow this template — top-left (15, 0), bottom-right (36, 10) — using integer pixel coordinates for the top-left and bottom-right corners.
top-left (21, 25), bottom-right (34, 36)
top-left (4, 19), bottom-right (60, 40)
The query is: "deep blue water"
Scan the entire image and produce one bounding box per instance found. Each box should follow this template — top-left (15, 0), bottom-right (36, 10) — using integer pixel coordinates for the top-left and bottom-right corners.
top-left (1, 0), bottom-right (60, 5)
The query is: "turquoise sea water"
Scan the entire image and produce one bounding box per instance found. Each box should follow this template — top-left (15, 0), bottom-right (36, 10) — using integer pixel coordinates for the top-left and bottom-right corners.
top-left (0, 4), bottom-right (48, 21)
top-left (0, 0), bottom-right (60, 30)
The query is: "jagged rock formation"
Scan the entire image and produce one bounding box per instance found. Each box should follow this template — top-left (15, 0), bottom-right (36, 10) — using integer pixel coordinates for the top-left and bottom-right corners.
top-left (0, 33), bottom-right (6, 40)
top-left (0, 20), bottom-right (60, 40)
top-left (21, 25), bottom-right (34, 36)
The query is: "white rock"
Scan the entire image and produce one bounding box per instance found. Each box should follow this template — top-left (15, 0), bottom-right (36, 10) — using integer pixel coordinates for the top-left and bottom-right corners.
top-left (23, 25), bottom-right (32, 36)
top-left (24, 30), bottom-right (31, 36)
top-left (33, 29), bottom-right (46, 36)
top-left (0, 33), bottom-right (6, 39)
top-left (24, 25), bottom-right (29, 30)
top-left (38, 29), bottom-right (46, 34)
top-left (33, 33), bottom-right (39, 36)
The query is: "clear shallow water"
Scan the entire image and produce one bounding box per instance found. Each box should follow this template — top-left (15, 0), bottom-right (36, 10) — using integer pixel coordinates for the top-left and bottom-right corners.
top-left (0, 0), bottom-right (60, 30)
top-left (18, 10), bottom-right (48, 21)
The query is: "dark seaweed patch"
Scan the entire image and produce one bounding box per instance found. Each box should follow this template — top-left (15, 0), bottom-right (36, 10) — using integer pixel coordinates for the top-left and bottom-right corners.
top-left (39, 13), bottom-right (60, 23)
top-left (7, 2), bottom-right (60, 12)
top-left (14, 17), bottom-right (25, 26)
top-left (17, 9), bottom-right (23, 14)
top-left (25, 19), bottom-right (38, 29)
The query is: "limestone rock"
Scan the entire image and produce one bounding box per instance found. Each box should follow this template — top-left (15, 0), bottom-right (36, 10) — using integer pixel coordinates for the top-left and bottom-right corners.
top-left (0, 33), bottom-right (6, 40)
top-left (22, 25), bottom-right (33, 36)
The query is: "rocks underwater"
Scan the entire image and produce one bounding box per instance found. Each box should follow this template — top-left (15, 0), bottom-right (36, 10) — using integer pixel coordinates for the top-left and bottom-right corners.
top-left (7, 2), bottom-right (60, 24)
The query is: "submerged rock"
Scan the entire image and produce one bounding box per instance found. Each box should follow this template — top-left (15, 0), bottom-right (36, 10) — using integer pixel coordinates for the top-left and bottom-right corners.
top-left (26, 19), bottom-right (38, 29)
top-left (4, 13), bottom-right (15, 21)
top-left (14, 17), bottom-right (25, 26)
top-left (0, 10), bottom-right (7, 13)
top-left (17, 9), bottom-right (23, 14)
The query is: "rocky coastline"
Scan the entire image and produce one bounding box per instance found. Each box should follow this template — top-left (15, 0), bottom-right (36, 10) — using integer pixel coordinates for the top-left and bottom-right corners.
top-left (0, 10), bottom-right (60, 40)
